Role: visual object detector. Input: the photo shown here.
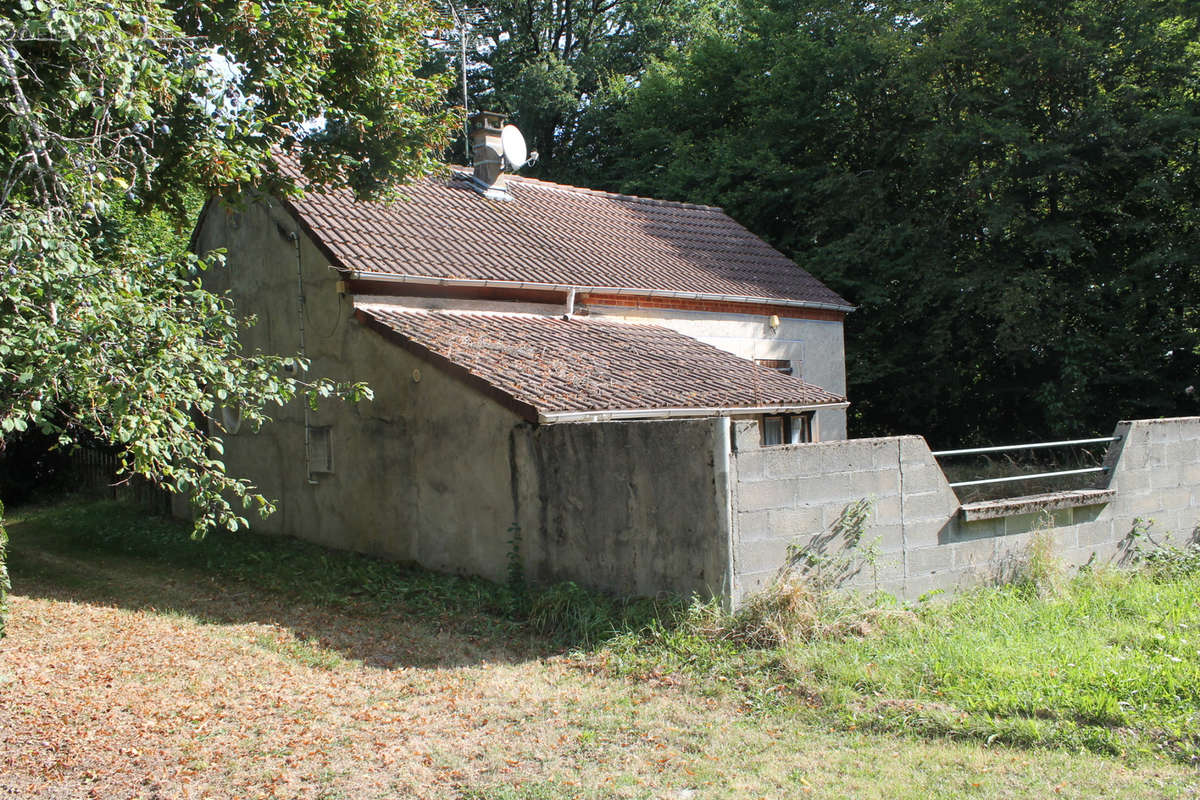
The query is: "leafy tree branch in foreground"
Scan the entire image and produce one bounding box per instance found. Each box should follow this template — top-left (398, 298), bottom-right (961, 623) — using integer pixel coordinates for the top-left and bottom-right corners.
top-left (0, 0), bottom-right (455, 634)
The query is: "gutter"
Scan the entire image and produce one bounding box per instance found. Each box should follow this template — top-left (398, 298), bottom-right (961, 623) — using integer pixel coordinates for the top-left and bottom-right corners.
top-left (347, 270), bottom-right (856, 314)
top-left (539, 401), bottom-right (850, 424)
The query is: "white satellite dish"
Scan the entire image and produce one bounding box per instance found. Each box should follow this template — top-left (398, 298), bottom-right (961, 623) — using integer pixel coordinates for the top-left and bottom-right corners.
top-left (500, 124), bottom-right (528, 171)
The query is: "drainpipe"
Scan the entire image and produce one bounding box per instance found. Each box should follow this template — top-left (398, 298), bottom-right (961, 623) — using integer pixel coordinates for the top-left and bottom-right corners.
top-left (287, 230), bottom-right (318, 485)
top-left (713, 416), bottom-right (736, 610)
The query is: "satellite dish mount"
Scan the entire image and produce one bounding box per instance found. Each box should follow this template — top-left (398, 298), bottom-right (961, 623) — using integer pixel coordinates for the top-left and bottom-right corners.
top-left (469, 112), bottom-right (537, 200)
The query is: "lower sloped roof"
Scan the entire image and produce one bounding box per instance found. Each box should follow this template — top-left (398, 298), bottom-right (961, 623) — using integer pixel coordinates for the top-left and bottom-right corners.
top-left (355, 303), bottom-right (846, 423)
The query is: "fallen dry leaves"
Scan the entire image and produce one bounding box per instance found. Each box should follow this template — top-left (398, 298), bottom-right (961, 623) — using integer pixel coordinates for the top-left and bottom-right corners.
top-left (3, 522), bottom-right (1198, 800)
top-left (0, 535), bottom-right (720, 799)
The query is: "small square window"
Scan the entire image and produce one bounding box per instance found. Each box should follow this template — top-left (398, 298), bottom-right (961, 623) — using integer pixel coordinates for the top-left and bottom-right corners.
top-left (308, 426), bottom-right (334, 474)
top-left (762, 416), bottom-right (785, 446)
top-left (755, 358), bottom-right (794, 376)
top-left (761, 413), bottom-right (815, 446)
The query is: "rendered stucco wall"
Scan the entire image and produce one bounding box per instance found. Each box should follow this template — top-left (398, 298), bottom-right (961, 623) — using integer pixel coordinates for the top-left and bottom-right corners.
top-left (586, 305), bottom-right (848, 440)
top-left (730, 417), bottom-right (1200, 604)
top-left (192, 200), bottom-right (730, 596)
top-left (193, 199), bottom-right (523, 581)
top-left (511, 419), bottom-right (730, 598)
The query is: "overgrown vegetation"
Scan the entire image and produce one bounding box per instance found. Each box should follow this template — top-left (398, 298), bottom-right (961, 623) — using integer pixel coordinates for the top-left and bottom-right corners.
top-left (600, 528), bottom-right (1200, 765)
top-left (12, 499), bottom-right (672, 648)
top-left (12, 498), bottom-right (1200, 768)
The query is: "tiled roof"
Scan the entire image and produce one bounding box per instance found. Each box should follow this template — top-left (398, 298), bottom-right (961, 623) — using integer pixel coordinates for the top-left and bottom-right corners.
top-left (355, 304), bottom-right (846, 421)
top-left (287, 166), bottom-right (851, 309)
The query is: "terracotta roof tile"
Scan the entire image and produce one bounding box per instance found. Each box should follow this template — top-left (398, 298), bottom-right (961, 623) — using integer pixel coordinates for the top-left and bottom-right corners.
top-left (287, 166), bottom-right (851, 309)
top-left (356, 304), bottom-right (845, 419)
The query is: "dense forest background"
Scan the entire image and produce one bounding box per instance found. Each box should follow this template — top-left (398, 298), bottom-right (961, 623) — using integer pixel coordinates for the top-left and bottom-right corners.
top-left (445, 0), bottom-right (1200, 446)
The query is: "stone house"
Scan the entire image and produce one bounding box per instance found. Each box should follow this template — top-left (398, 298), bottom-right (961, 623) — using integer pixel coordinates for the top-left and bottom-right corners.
top-left (191, 112), bottom-right (854, 598)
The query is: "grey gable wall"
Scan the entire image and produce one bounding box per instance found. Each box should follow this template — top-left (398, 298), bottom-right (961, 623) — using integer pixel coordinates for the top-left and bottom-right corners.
top-left (192, 199), bottom-right (730, 594)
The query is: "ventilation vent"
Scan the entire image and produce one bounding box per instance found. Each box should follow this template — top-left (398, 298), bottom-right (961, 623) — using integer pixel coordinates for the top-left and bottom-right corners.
top-left (309, 426), bottom-right (334, 474)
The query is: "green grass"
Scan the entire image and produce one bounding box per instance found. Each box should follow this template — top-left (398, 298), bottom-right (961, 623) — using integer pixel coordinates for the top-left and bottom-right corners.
top-left (601, 560), bottom-right (1200, 764)
top-left (5, 497), bottom-right (1200, 797)
top-left (4, 497), bottom-right (672, 647)
top-left (9, 497), bottom-right (1200, 765)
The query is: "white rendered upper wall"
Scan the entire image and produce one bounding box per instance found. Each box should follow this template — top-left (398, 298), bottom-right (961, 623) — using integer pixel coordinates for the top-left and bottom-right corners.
top-left (583, 304), bottom-right (848, 440)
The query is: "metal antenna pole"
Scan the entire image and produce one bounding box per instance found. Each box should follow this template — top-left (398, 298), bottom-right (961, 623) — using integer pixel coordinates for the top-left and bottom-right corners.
top-left (449, 3), bottom-right (471, 164)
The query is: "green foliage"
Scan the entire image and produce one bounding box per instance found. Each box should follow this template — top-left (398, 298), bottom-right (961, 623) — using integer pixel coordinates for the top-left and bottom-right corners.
top-left (574, 0), bottom-right (1200, 445)
top-left (445, 0), bottom-right (721, 172)
top-left (1128, 517), bottom-right (1200, 582)
top-left (0, 0), bottom-right (456, 630)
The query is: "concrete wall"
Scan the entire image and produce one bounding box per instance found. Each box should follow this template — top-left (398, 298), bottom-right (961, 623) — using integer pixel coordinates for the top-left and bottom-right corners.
top-left (512, 419), bottom-right (730, 598)
top-left (193, 200), bottom-right (729, 596)
top-left (729, 416), bottom-right (1200, 604)
top-left (586, 305), bottom-right (848, 440)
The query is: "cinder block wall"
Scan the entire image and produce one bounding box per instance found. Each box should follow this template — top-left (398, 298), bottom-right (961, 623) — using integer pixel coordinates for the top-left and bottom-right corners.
top-left (729, 417), bottom-right (1200, 604)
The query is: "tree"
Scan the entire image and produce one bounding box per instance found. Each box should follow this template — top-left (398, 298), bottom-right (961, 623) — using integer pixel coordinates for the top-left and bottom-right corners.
top-left (440, 0), bottom-right (719, 174)
top-left (0, 0), bottom-right (455, 636)
top-left (581, 0), bottom-right (1200, 446)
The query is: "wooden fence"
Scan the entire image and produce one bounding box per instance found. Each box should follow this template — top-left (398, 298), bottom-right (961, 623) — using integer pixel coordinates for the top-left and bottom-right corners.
top-left (72, 447), bottom-right (172, 514)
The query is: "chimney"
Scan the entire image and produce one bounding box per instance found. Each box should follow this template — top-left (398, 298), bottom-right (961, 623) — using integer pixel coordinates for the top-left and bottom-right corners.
top-left (469, 110), bottom-right (508, 199)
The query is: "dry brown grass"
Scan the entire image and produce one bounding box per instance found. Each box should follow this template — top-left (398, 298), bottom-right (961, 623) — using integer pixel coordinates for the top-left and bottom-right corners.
top-left (718, 573), bottom-right (917, 649)
top-left (2, 507), bottom-right (1198, 799)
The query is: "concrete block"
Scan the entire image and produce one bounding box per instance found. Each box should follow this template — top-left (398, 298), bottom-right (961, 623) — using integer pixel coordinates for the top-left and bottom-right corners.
top-left (1145, 443), bottom-right (1169, 470)
top-left (732, 420), bottom-right (761, 452)
top-left (873, 441), bottom-right (902, 471)
top-left (735, 569), bottom-right (775, 600)
top-left (864, 523), bottom-right (905, 554)
top-left (906, 545), bottom-right (954, 577)
top-left (954, 518), bottom-right (1004, 542)
top-left (905, 568), bottom-right (973, 600)
top-left (1114, 445), bottom-right (1149, 471)
top-left (762, 446), bottom-right (824, 480)
top-left (901, 462), bottom-right (950, 493)
top-left (872, 495), bottom-right (902, 526)
top-left (737, 479), bottom-right (796, 511)
top-left (905, 519), bottom-right (951, 549)
top-left (793, 473), bottom-right (854, 504)
top-left (1159, 487), bottom-right (1193, 512)
top-left (733, 450), bottom-right (766, 482)
top-left (1147, 421), bottom-right (1183, 444)
top-left (953, 536), bottom-right (998, 569)
top-left (898, 436), bottom-right (936, 466)
top-left (1152, 465), bottom-right (1189, 490)
top-left (1002, 509), bottom-right (1071, 537)
top-left (736, 509), bottom-right (774, 542)
top-left (842, 556), bottom-right (905, 590)
top-left (769, 506), bottom-right (825, 538)
top-left (819, 439), bottom-right (894, 474)
top-left (1077, 519), bottom-right (1118, 548)
top-left (847, 468), bottom-right (901, 498)
top-left (735, 538), bottom-right (793, 576)
top-left (1111, 469), bottom-right (1150, 493)
top-left (1184, 463), bottom-right (1200, 485)
top-left (903, 490), bottom-right (958, 523)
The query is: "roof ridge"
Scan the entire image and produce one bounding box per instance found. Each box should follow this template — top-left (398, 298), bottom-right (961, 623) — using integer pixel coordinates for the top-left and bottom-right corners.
top-left (446, 165), bottom-right (723, 213)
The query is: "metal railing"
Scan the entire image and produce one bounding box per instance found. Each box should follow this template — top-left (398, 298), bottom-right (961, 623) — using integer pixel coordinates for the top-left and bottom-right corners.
top-left (932, 436), bottom-right (1120, 489)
